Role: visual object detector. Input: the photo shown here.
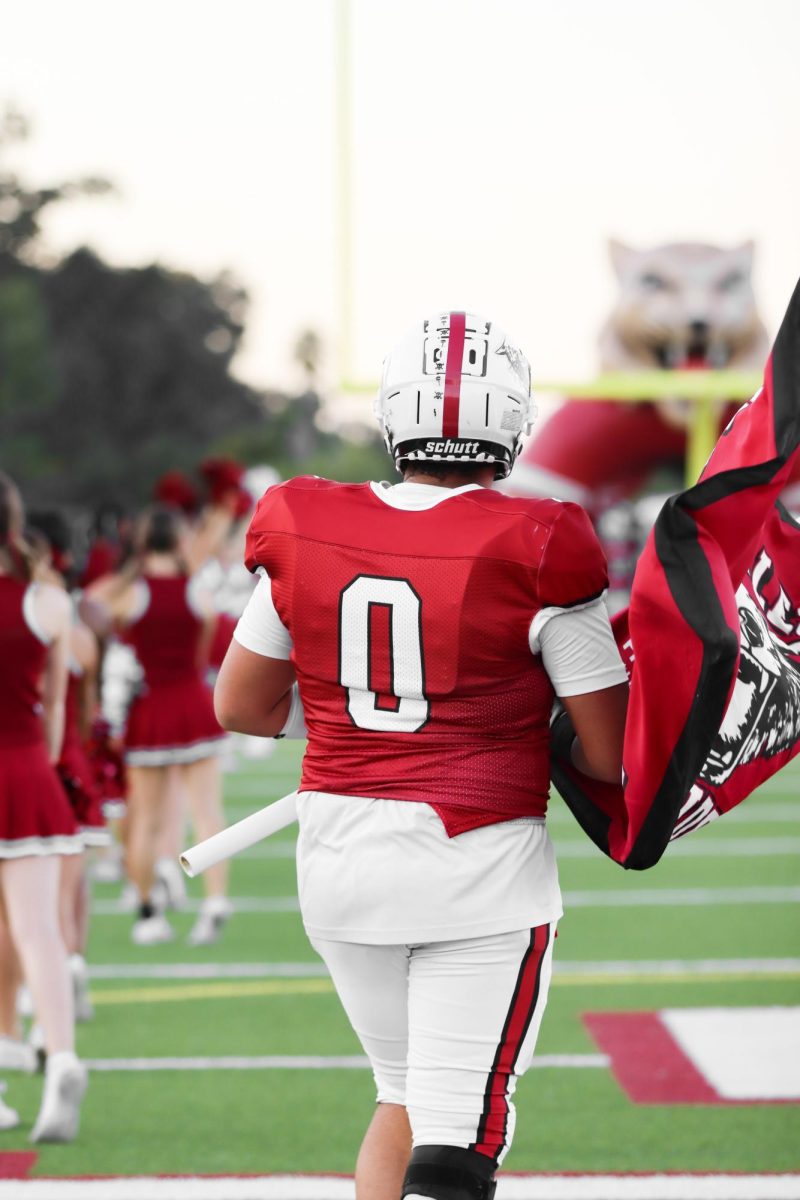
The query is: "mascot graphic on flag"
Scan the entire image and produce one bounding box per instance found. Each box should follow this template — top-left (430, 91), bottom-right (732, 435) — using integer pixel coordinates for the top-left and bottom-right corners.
top-left (705, 559), bottom-right (800, 787)
top-left (671, 527), bottom-right (800, 839)
top-left (553, 276), bottom-right (800, 868)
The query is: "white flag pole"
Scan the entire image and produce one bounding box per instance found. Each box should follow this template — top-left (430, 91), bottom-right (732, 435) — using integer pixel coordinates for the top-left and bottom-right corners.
top-left (180, 792), bottom-right (298, 878)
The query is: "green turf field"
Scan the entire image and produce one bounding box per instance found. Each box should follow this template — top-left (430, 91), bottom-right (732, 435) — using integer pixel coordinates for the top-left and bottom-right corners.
top-left (4, 740), bottom-right (799, 1176)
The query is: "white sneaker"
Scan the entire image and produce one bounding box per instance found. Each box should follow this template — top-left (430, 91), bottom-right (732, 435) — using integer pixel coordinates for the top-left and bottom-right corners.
top-left (187, 896), bottom-right (233, 947)
top-left (30, 1051), bottom-right (87, 1143)
top-left (131, 913), bottom-right (174, 946)
top-left (154, 856), bottom-right (187, 911)
top-left (0, 1037), bottom-right (36, 1074)
top-left (0, 1083), bottom-right (19, 1131)
top-left (69, 955), bottom-right (94, 1023)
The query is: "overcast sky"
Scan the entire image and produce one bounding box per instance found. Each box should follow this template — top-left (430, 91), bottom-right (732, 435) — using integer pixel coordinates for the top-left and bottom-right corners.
top-left (3, 0), bottom-right (799, 420)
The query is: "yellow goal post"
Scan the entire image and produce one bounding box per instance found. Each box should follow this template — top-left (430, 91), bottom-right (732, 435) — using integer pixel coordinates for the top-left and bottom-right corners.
top-left (337, 372), bottom-right (762, 487)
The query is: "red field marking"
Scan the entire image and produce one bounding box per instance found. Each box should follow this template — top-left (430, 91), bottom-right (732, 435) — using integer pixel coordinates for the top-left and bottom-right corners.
top-left (0, 1152), bottom-right (36, 1178)
top-left (3, 1172), bottom-right (800, 1198)
top-left (584, 1011), bottom-right (800, 1105)
top-left (584, 1012), bottom-right (720, 1103)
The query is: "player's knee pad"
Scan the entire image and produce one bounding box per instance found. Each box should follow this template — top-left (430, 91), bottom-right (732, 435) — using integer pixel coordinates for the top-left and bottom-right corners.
top-left (401, 1144), bottom-right (497, 1200)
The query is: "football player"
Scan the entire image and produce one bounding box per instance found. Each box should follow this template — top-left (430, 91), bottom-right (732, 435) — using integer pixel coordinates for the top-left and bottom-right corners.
top-left (215, 313), bottom-right (629, 1199)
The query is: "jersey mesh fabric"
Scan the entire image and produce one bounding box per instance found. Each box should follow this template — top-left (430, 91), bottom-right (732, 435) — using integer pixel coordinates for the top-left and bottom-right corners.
top-left (246, 479), bottom-right (608, 836)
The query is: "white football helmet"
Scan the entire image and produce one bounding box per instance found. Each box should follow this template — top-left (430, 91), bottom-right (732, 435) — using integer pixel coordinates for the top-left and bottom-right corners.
top-left (375, 311), bottom-right (536, 480)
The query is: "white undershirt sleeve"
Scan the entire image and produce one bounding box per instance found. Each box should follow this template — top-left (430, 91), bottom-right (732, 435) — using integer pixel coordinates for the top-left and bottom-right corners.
top-left (233, 572), bottom-right (293, 660)
top-left (531, 598), bottom-right (628, 698)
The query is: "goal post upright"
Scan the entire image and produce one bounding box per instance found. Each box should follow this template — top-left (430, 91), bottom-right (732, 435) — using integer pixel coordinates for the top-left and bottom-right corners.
top-left (331, 4), bottom-right (757, 489)
top-left (336, 0), bottom-right (355, 396)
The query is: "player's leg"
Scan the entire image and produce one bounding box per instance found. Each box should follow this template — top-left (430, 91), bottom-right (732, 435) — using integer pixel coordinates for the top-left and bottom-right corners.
top-left (311, 937), bottom-right (412, 1200)
top-left (0, 894), bottom-right (23, 1125)
top-left (357, 1104), bottom-right (413, 1200)
top-left (57, 850), bottom-right (94, 1023)
top-left (58, 851), bottom-right (83, 956)
top-left (402, 924), bottom-right (555, 1198)
top-left (152, 767), bottom-right (188, 911)
top-left (1, 855), bottom-right (88, 1142)
top-left (126, 764), bottom-right (164, 903)
top-left (126, 765), bottom-right (173, 943)
top-left (0, 856), bottom-right (74, 1054)
top-left (183, 755), bottom-right (231, 945)
top-left (182, 755), bottom-right (226, 897)
top-left (0, 894), bottom-right (33, 1069)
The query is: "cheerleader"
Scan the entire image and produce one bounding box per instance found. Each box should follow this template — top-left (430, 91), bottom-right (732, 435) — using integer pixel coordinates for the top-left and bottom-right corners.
top-left (28, 511), bottom-right (107, 1021)
top-left (0, 473), bottom-right (87, 1142)
top-left (84, 506), bottom-right (229, 945)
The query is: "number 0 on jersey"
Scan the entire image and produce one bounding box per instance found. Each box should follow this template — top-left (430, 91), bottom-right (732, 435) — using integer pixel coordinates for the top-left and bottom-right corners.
top-left (338, 575), bottom-right (430, 733)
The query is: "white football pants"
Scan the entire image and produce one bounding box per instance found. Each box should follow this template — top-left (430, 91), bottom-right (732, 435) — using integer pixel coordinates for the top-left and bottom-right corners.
top-left (311, 923), bottom-right (555, 1166)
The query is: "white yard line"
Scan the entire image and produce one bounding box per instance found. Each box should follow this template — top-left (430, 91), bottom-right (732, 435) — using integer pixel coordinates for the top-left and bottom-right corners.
top-left (4, 1175), bottom-right (800, 1199)
top-left (553, 957), bottom-right (800, 977)
top-left (563, 886), bottom-right (800, 907)
top-left (92, 886), bottom-right (800, 917)
top-left (555, 837), bottom-right (800, 858)
top-left (85, 957), bottom-right (800, 982)
top-left (223, 799), bottom-right (800, 827)
top-left (88, 962), bottom-right (330, 979)
top-left (92, 897), bottom-right (301, 915)
top-left (702, 802), bottom-right (799, 823)
top-left (80, 1053), bottom-right (607, 1072)
top-left (235, 836), bottom-right (800, 860)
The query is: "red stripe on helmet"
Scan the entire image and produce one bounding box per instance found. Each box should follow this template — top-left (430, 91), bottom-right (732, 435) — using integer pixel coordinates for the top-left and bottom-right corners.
top-left (442, 311), bottom-right (466, 438)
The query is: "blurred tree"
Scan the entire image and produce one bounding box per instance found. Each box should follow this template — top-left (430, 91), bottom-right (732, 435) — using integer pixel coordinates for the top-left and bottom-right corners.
top-left (294, 328), bottom-right (323, 384)
top-left (0, 107), bottom-right (112, 271)
top-left (30, 250), bottom-right (265, 504)
top-left (0, 106), bottom-right (378, 507)
top-left (218, 407), bottom-right (389, 484)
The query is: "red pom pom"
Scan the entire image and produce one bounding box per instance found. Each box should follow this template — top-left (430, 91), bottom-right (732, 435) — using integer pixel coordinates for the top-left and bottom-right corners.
top-left (154, 471), bottom-right (200, 515)
top-left (232, 486), bottom-right (252, 520)
top-left (199, 458), bottom-right (245, 503)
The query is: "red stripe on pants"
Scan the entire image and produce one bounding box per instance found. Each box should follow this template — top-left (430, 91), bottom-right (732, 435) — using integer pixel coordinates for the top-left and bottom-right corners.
top-left (442, 312), bottom-right (466, 438)
top-left (470, 923), bottom-right (550, 1161)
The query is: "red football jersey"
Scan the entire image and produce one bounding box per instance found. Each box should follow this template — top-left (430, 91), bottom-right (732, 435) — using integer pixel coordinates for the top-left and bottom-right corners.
top-left (245, 479), bottom-right (608, 835)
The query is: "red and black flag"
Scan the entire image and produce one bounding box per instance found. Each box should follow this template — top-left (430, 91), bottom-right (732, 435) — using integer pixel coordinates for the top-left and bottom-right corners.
top-left (554, 277), bottom-right (800, 869)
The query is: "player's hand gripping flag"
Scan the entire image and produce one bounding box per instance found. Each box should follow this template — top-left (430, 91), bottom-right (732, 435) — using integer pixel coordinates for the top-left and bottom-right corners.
top-left (554, 276), bottom-right (800, 868)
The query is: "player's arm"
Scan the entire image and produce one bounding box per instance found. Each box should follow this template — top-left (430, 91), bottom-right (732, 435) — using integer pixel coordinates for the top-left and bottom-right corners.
top-left (72, 622), bottom-right (100, 739)
top-left (80, 573), bottom-right (139, 636)
top-left (184, 503), bottom-right (238, 575)
top-left (35, 585), bottom-right (72, 762)
top-left (186, 577), bottom-right (223, 671)
top-left (538, 603), bottom-right (629, 784)
top-left (533, 503), bottom-right (629, 784)
top-left (214, 572), bottom-right (303, 739)
top-left (560, 683), bottom-right (628, 783)
top-left (215, 643), bottom-right (295, 736)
